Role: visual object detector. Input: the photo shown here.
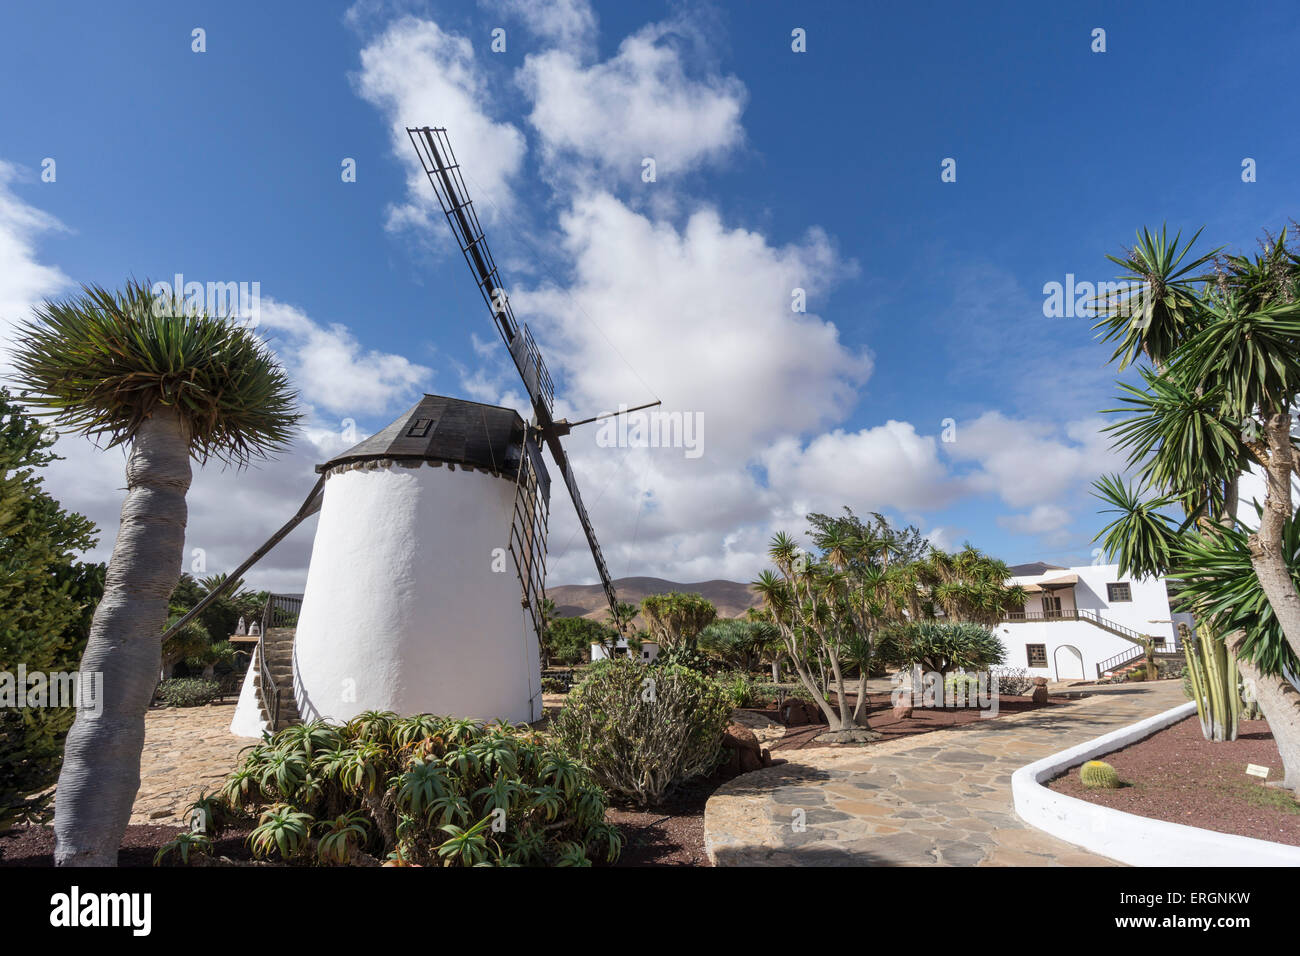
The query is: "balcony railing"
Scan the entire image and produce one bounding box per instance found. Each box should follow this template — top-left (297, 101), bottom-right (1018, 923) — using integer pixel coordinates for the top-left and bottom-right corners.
top-left (1003, 608), bottom-right (1176, 650)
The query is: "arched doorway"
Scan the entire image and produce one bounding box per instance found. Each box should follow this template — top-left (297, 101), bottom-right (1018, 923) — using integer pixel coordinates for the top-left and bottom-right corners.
top-left (1054, 644), bottom-right (1085, 681)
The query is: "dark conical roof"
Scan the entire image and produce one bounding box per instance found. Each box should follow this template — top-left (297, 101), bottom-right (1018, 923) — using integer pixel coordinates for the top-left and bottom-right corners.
top-left (1007, 562), bottom-right (1067, 577)
top-left (318, 394), bottom-right (546, 493)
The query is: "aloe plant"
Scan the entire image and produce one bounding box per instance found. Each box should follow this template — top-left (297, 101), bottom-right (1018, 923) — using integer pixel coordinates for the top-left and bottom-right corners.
top-left (248, 805), bottom-right (315, 861)
top-left (153, 831), bottom-right (212, 866)
top-left (315, 812), bottom-right (369, 865)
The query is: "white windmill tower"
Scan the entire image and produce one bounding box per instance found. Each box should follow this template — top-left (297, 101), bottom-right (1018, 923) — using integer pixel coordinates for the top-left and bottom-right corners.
top-left (167, 127), bottom-right (653, 736)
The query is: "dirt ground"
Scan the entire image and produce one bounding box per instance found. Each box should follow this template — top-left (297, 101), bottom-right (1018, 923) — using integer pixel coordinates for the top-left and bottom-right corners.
top-left (1047, 714), bottom-right (1300, 846)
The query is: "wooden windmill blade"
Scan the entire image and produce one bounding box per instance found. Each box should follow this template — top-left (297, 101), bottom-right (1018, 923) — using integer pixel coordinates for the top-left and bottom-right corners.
top-left (407, 125), bottom-right (620, 622)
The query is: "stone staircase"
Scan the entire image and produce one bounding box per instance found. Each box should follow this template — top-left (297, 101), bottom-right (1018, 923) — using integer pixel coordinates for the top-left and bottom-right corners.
top-left (253, 625), bottom-right (301, 732)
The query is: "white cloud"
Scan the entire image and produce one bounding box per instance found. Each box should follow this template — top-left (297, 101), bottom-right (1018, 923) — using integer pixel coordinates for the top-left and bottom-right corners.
top-left (0, 161), bottom-right (70, 356)
top-left (762, 423), bottom-right (955, 516)
top-left (997, 503), bottom-right (1073, 536)
top-left (480, 0), bottom-right (597, 52)
top-left (519, 20), bottom-right (746, 179)
top-left (351, 16), bottom-right (527, 233)
top-left (256, 298), bottom-right (432, 418)
top-left (944, 411), bottom-right (1121, 509)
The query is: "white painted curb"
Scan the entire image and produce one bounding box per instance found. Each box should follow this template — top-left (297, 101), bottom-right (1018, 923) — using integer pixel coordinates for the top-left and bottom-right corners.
top-left (1012, 701), bottom-right (1300, 866)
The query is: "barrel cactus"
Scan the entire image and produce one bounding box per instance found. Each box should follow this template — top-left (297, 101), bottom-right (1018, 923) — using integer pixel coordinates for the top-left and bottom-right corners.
top-left (1079, 760), bottom-right (1120, 789)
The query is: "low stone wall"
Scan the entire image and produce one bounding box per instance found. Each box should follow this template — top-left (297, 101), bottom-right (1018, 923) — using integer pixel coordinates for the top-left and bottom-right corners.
top-left (1012, 701), bottom-right (1300, 866)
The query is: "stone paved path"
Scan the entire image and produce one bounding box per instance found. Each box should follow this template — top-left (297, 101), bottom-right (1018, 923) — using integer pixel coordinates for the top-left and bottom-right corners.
top-left (705, 681), bottom-right (1187, 866)
top-left (129, 702), bottom-right (252, 825)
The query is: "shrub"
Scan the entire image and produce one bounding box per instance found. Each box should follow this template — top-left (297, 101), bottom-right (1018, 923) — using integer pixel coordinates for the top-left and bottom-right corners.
top-left (545, 616), bottom-right (616, 666)
top-left (551, 657), bottom-right (733, 806)
top-left (156, 678), bottom-right (221, 707)
top-left (655, 646), bottom-right (711, 672)
top-left (991, 667), bottom-right (1035, 696)
top-left (0, 389), bottom-right (103, 833)
top-left (697, 619), bottom-right (779, 671)
top-left (540, 676), bottom-right (569, 694)
top-left (718, 671), bottom-right (755, 707)
top-left (190, 714), bottom-right (618, 867)
top-left (875, 622), bottom-right (1006, 675)
top-left (640, 592), bottom-right (717, 651)
top-left (750, 681), bottom-right (811, 706)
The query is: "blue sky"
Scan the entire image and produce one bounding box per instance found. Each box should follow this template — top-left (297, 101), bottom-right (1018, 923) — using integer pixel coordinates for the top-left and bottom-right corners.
top-left (2, 0), bottom-right (1298, 589)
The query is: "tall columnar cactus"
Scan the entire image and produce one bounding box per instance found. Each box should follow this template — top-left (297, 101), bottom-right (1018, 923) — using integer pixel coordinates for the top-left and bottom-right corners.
top-left (1183, 626), bottom-right (1240, 742)
top-left (1079, 760), bottom-right (1120, 789)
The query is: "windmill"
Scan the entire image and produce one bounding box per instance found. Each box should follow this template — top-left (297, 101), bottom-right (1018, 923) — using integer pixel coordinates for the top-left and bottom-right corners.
top-left (167, 126), bottom-right (655, 734)
top-left (404, 125), bottom-right (639, 637)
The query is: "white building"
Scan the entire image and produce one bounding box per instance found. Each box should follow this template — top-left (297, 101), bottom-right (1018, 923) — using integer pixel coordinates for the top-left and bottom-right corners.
top-left (590, 637), bottom-right (660, 662)
top-left (994, 562), bottom-right (1191, 682)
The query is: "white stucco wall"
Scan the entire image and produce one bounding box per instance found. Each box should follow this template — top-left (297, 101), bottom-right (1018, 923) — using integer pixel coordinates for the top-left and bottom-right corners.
top-left (998, 564), bottom-right (1181, 680)
top-left (282, 461), bottom-right (541, 725)
top-left (590, 639), bottom-right (659, 662)
top-left (230, 661), bottom-right (269, 738)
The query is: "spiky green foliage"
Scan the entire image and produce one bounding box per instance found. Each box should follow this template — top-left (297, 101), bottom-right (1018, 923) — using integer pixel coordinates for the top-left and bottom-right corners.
top-left (697, 618), bottom-right (780, 671)
top-left (1091, 224), bottom-right (1219, 370)
top-left (1092, 475), bottom-right (1183, 579)
top-left (1175, 297), bottom-right (1300, 422)
top-left (1101, 368), bottom-right (1248, 519)
top-left (1079, 760), bottom-right (1120, 789)
top-left (200, 713), bottom-right (618, 867)
top-left (0, 389), bottom-right (103, 833)
top-left (875, 621), bottom-right (1006, 676)
top-left (1170, 522), bottom-right (1300, 678)
top-left (11, 280), bottom-right (300, 466)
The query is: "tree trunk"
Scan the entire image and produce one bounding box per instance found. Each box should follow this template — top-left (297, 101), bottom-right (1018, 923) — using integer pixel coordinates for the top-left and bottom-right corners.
top-left (54, 409), bottom-right (191, 866)
top-left (1236, 654), bottom-right (1300, 790)
top-left (851, 671), bottom-right (872, 726)
top-left (1247, 411), bottom-right (1300, 661)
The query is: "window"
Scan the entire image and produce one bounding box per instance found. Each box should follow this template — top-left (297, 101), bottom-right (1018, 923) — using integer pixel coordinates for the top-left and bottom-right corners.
top-left (1026, 644), bottom-right (1048, 667)
top-left (406, 418), bottom-right (433, 438)
top-left (1107, 582), bottom-right (1132, 603)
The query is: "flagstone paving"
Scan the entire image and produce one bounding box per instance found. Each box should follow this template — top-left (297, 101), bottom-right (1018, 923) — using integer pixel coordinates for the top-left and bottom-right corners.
top-left (704, 681), bottom-right (1187, 866)
top-left (129, 701), bottom-right (252, 826)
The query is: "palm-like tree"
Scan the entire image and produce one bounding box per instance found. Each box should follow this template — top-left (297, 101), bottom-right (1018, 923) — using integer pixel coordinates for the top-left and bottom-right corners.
top-left (11, 280), bottom-right (299, 865)
top-left (1091, 225), bottom-right (1300, 783)
top-left (1091, 224), bottom-right (1219, 370)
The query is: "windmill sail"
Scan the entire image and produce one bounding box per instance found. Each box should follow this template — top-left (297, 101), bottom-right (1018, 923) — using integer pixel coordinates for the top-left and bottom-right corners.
top-left (407, 125), bottom-right (620, 623)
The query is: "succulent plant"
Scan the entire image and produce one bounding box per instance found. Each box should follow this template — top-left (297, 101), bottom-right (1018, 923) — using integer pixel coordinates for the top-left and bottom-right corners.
top-left (1079, 760), bottom-right (1120, 789)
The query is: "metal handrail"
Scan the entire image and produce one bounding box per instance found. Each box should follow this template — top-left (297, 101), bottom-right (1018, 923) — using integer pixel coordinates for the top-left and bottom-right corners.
top-left (1096, 644), bottom-right (1146, 677)
top-left (1003, 608), bottom-right (1168, 647)
top-left (256, 593), bottom-right (279, 731)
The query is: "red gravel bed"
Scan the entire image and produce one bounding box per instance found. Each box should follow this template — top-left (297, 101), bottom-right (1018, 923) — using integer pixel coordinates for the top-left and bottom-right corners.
top-left (750, 691), bottom-right (1077, 751)
top-left (1046, 715), bottom-right (1300, 846)
top-left (0, 825), bottom-right (257, 867)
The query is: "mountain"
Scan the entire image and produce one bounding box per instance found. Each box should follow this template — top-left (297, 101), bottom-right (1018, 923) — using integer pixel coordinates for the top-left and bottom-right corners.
top-left (546, 576), bottom-right (762, 626)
